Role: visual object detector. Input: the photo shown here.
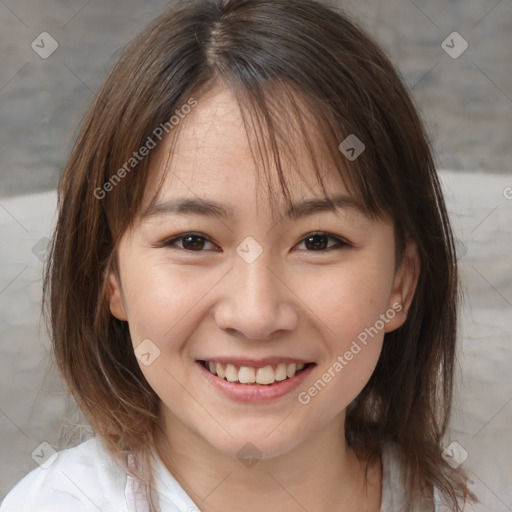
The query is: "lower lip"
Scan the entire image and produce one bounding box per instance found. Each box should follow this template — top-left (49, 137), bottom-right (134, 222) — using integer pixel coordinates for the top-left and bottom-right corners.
top-left (196, 362), bottom-right (315, 403)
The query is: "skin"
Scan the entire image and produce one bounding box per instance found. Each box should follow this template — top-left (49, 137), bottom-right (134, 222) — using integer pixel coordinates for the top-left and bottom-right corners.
top-left (108, 86), bottom-right (420, 512)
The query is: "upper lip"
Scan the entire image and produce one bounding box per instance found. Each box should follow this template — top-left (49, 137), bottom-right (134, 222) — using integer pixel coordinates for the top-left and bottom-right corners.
top-left (197, 357), bottom-right (313, 368)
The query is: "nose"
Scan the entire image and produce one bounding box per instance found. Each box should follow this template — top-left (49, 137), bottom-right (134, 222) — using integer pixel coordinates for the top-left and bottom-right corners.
top-left (213, 251), bottom-right (300, 341)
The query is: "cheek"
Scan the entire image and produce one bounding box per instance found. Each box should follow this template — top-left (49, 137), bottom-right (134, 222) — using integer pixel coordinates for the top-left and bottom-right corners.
top-left (297, 256), bottom-right (396, 342)
top-left (292, 253), bottom-right (394, 411)
top-left (297, 291), bottom-right (387, 425)
top-left (120, 257), bottom-right (222, 344)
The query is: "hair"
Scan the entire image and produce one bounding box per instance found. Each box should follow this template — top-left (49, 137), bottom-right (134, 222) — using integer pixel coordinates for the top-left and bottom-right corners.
top-left (43, 0), bottom-right (476, 510)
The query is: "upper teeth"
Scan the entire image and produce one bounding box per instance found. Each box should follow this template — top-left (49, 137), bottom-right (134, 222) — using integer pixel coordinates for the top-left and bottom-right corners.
top-left (205, 361), bottom-right (305, 385)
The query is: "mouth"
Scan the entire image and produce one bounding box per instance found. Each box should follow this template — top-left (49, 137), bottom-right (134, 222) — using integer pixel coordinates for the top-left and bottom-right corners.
top-left (199, 360), bottom-right (313, 385)
top-left (196, 358), bottom-right (315, 402)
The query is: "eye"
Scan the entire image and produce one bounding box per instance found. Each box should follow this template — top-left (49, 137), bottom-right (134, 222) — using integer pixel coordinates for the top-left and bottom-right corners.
top-left (161, 231), bottom-right (350, 252)
top-left (162, 233), bottom-right (219, 251)
top-left (296, 232), bottom-right (350, 251)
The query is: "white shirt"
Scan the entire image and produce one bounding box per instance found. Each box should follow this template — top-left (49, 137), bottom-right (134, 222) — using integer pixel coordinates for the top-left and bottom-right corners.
top-left (1, 437), bottom-right (451, 511)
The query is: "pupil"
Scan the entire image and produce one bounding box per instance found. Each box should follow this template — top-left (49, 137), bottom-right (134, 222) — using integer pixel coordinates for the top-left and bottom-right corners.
top-left (306, 234), bottom-right (327, 250)
top-left (184, 235), bottom-right (204, 250)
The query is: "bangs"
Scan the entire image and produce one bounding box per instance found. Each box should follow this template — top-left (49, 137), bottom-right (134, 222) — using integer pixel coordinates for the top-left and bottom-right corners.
top-left (141, 75), bottom-right (386, 232)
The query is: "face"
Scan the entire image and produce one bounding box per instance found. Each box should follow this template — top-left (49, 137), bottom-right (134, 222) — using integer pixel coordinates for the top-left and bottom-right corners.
top-left (108, 86), bottom-right (418, 462)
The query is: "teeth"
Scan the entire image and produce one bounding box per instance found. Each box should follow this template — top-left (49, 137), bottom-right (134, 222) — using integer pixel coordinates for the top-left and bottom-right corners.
top-left (256, 365), bottom-right (275, 385)
top-left (286, 363), bottom-right (297, 378)
top-left (275, 363), bottom-right (287, 381)
top-left (204, 361), bottom-right (307, 385)
top-left (216, 362), bottom-right (225, 379)
top-left (238, 366), bottom-right (256, 384)
top-left (225, 364), bottom-right (238, 382)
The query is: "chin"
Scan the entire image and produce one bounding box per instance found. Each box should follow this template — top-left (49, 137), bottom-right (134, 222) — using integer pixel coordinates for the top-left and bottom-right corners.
top-left (199, 423), bottom-right (309, 464)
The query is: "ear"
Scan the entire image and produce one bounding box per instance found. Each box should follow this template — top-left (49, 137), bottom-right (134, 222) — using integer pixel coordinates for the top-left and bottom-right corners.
top-left (108, 268), bottom-right (128, 321)
top-left (384, 241), bottom-right (420, 333)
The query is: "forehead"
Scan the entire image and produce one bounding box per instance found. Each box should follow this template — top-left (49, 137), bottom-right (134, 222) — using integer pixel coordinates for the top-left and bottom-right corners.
top-left (142, 85), bottom-right (353, 216)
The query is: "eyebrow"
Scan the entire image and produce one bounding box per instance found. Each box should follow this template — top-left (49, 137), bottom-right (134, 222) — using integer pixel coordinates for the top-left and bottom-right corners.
top-left (141, 194), bottom-right (367, 222)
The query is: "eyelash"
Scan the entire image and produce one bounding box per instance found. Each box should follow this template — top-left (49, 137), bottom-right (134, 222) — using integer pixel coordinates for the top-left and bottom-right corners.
top-left (161, 232), bottom-right (351, 252)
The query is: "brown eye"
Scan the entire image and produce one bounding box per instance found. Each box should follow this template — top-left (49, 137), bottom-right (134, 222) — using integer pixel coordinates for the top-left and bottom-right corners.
top-left (163, 233), bottom-right (218, 251)
top-left (298, 233), bottom-right (349, 251)
top-left (181, 235), bottom-right (206, 250)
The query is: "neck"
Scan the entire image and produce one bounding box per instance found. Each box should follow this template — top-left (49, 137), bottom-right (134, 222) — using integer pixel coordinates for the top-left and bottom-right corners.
top-left (155, 410), bottom-right (382, 512)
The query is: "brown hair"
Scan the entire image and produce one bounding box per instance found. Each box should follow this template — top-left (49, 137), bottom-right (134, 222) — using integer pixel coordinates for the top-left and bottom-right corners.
top-left (43, 0), bottom-right (476, 510)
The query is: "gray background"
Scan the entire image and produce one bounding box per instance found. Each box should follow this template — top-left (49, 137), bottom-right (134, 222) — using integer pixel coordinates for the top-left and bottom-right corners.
top-left (1, 0), bottom-right (511, 509)
top-left (1, 0), bottom-right (511, 197)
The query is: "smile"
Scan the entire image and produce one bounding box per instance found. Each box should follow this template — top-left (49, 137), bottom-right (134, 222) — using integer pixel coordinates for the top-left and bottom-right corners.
top-left (200, 360), bottom-right (309, 385)
top-left (196, 358), bottom-right (316, 402)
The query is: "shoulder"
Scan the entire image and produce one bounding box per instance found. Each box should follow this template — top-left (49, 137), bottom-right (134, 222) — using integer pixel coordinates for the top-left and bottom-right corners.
top-left (0, 437), bottom-right (129, 512)
top-left (380, 442), bottom-right (463, 512)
